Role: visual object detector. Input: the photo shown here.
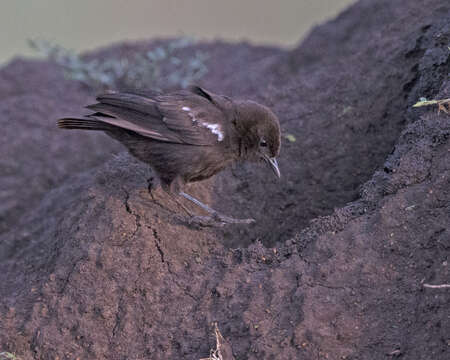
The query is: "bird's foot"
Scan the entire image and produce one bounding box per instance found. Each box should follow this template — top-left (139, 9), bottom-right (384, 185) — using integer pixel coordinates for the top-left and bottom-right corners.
top-left (187, 212), bottom-right (255, 227)
top-left (211, 211), bottom-right (255, 225)
top-left (178, 191), bottom-right (255, 227)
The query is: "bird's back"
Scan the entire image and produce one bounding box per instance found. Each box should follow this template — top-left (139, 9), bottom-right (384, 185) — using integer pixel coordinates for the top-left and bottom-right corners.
top-left (58, 86), bottom-right (239, 190)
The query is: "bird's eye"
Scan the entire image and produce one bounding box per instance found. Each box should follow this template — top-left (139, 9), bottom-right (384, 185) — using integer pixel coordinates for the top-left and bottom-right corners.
top-left (260, 139), bottom-right (267, 147)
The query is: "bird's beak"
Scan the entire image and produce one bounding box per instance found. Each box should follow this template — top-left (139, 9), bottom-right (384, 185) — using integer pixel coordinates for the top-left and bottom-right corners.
top-left (264, 156), bottom-right (281, 178)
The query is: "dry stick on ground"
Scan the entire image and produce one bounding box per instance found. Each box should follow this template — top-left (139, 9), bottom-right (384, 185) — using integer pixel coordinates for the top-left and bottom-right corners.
top-left (412, 98), bottom-right (450, 114)
top-left (423, 283), bottom-right (450, 289)
top-left (199, 323), bottom-right (234, 360)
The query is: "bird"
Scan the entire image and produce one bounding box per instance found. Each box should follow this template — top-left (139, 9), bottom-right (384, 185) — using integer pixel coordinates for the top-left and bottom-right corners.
top-left (57, 86), bottom-right (281, 225)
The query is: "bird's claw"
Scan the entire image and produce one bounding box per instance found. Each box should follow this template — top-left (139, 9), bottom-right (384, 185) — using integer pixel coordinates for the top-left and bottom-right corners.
top-left (211, 211), bottom-right (255, 225)
top-left (187, 213), bottom-right (255, 227)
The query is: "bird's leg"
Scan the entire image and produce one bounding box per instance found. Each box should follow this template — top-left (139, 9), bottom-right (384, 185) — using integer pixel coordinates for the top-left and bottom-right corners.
top-left (147, 176), bottom-right (191, 216)
top-left (179, 191), bottom-right (255, 225)
top-left (169, 193), bottom-right (195, 216)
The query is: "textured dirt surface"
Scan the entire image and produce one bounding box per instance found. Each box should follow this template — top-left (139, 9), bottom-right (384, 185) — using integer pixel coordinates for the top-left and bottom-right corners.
top-left (1, 0), bottom-right (449, 359)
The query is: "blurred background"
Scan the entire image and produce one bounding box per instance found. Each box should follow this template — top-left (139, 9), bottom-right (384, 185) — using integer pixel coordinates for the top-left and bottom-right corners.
top-left (1, 0), bottom-right (354, 65)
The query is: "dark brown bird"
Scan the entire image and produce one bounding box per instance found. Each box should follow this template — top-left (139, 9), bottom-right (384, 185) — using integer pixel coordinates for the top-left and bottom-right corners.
top-left (58, 86), bottom-right (281, 224)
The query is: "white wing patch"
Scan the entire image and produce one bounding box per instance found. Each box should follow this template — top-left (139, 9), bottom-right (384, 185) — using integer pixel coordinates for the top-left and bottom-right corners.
top-left (201, 122), bottom-right (224, 142)
top-left (180, 106), bottom-right (224, 141)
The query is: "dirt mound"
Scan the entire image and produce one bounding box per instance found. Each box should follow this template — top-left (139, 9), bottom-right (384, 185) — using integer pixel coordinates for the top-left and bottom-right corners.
top-left (0, 59), bottom-right (121, 235)
top-left (1, 0), bottom-right (449, 359)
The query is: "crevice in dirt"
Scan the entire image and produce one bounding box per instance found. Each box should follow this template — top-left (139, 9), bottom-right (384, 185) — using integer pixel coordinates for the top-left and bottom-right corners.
top-left (151, 228), bottom-right (165, 263)
top-left (111, 297), bottom-right (125, 341)
top-left (146, 223), bottom-right (200, 301)
top-left (59, 259), bottom-right (80, 295)
top-left (122, 187), bottom-right (140, 238)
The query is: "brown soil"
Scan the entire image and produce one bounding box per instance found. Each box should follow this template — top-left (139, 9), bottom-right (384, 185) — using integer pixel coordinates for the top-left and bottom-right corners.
top-left (1, 0), bottom-right (449, 359)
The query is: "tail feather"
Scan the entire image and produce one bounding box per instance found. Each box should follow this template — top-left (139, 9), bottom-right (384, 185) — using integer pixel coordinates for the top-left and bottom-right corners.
top-left (57, 117), bottom-right (114, 131)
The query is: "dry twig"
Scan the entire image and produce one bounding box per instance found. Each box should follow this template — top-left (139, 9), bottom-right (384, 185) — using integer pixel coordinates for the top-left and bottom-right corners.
top-left (423, 283), bottom-right (450, 289)
top-left (199, 323), bottom-right (234, 360)
top-left (413, 98), bottom-right (450, 114)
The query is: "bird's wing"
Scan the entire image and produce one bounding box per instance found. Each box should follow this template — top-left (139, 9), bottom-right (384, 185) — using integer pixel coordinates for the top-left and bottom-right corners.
top-left (85, 90), bottom-right (229, 146)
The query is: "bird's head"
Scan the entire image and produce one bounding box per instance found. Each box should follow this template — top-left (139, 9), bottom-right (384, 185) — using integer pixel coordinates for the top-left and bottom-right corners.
top-left (234, 100), bottom-right (281, 178)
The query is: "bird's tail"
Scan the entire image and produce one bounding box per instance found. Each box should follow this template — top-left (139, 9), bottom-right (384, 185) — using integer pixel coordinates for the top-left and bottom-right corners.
top-left (57, 117), bottom-right (114, 131)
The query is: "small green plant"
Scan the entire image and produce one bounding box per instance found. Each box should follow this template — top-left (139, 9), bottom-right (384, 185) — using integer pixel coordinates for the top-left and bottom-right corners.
top-left (0, 352), bottom-right (20, 360)
top-left (283, 133), bottom-right (296, 142)
top-left (28, 38), bottom-right (208, 91)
